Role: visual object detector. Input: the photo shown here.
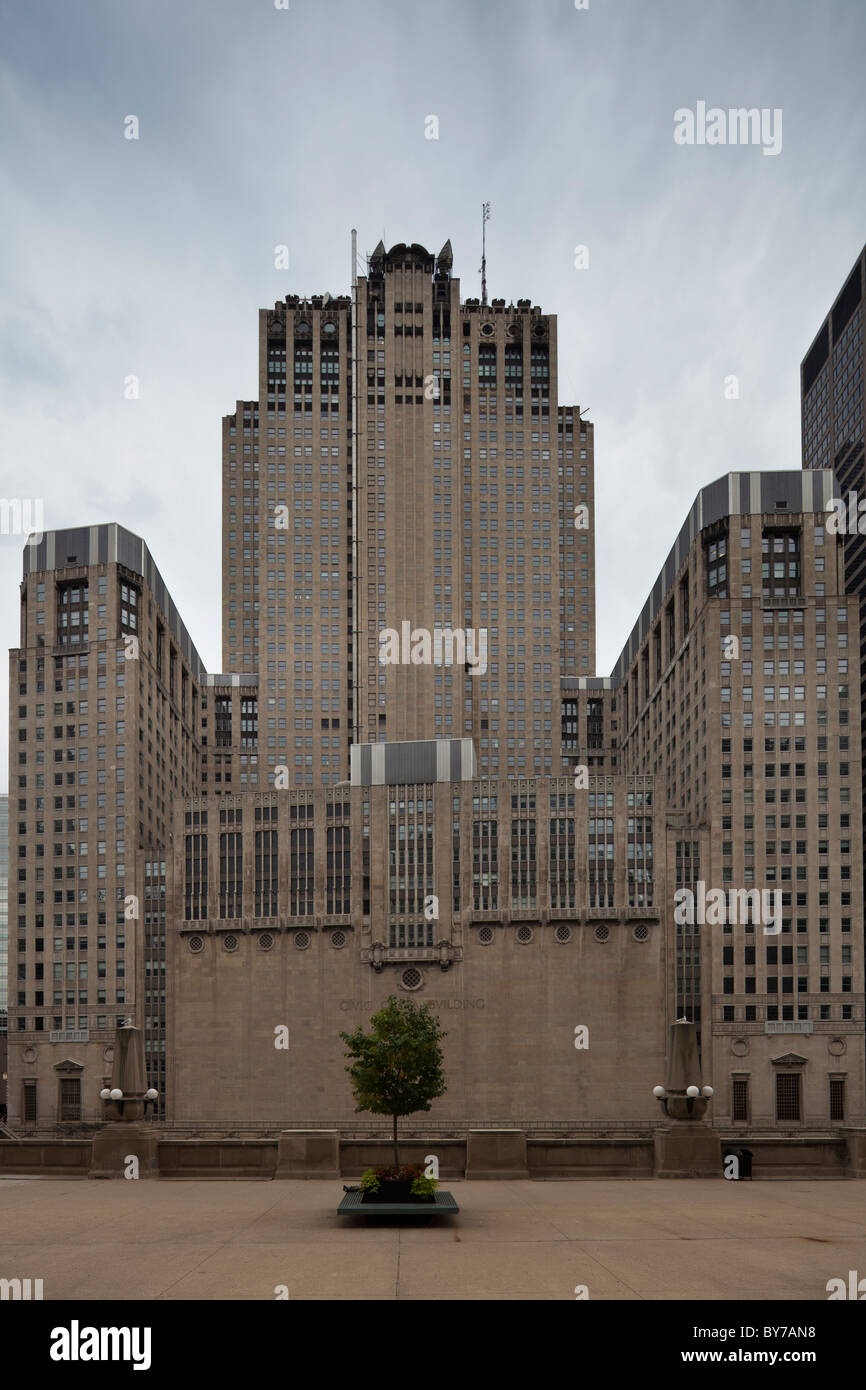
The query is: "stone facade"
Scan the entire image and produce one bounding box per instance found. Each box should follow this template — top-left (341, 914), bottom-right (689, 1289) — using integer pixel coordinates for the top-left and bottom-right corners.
top-left (167, 771), bottom-right (665, 1125)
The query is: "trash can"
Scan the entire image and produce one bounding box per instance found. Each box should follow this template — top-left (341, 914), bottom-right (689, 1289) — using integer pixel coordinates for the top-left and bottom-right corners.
top-left (723, 1146), bottom-right (753, 1180)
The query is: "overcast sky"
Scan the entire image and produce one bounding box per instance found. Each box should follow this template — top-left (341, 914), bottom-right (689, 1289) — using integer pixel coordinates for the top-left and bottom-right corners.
top-left (1, 0), bottom-right (865, 788)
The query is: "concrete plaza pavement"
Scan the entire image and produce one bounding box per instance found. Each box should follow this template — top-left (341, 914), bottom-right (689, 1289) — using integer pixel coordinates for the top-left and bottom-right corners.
top-left (1, 1177), bottom-right (864, 1300)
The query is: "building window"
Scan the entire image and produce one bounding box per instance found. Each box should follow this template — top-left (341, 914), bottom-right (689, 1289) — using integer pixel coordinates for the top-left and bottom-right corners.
top-left (775, 1072), bottom-right (801, 1122)
top-left (327, 822), bottom-right (351, 914)
top-left (472, 813), bottom-right (498, 910)
top-left (510, 801), bottom-right (537, 909)
top-left (254, 819), bottom-right (278, 917)
top-left (214, 696), bottom-right (232, 747)
top-left (23, 1081), bottom-right (38, 1124)
top-left (829, 1077), bottom-right (845, 1123)
top-left (184, 830), bottom-right (208, 920)
top-left (549, 813), bottom-right (576, 909)
top-left (704, 531), bottom-right (728, 599)
top-left (731, 1076), bottom-right (749, 1123)
top-left (478, 344), bottom-right (497, 386)
top-left (290, 826), bottom-right (314, 915)
top-left (59, 1077), bottom-right (81, 1122)
top-left (118, 580), bottom-right (140, 636)
top-left (56, 581), bottom-right (89, 646)
top-left (761, 529), bottom-right (801, 599)
top-left (219, 828), bottom-right (243, 918)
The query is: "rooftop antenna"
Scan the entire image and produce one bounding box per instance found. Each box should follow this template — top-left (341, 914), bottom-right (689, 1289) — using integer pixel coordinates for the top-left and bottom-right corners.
top-left (350, 228), bottom-right (360, 744)
top-left (480, 201), bottom-right (491, 305)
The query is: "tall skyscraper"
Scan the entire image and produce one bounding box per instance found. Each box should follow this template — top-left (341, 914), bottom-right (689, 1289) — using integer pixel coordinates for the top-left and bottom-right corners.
top-left (220, 239), bottom-right (595, 789)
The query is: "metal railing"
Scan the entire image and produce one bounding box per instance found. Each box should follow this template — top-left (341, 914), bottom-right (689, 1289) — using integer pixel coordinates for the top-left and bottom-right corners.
top-left (156, 1117), bottom-right (668, 1137)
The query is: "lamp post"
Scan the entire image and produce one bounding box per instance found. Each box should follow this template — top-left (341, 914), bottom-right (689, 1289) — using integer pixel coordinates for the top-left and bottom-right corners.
top-left (98, 1018), bottom-right (158, 1123)
top-left (652, 1081), bottom-right (714, 1119)
top-left (89, 1019), bottom-right (161, 1178)
top-left (651, 1020), bottom-right (720, 1177)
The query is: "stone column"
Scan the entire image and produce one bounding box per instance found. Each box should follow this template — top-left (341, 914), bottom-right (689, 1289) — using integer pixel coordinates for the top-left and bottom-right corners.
top-left (844, 1128), bottom-right (866, 1177)
top-left (274, 1129), bottom-right (341, 1179)
top-left (90, 1124), bottom-right (160, 1179)
top-left (466, 1128), bottom-right (528, 1178)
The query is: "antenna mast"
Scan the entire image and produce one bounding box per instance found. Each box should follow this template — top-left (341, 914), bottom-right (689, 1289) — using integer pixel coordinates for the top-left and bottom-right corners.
top-left (481, 201), bottom-right (490, 306)
top-left (350, 228), bottom-right (361, 745)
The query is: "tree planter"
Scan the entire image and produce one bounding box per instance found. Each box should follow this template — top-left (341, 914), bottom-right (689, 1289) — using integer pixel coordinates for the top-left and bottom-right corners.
top-left (338, 996), bottom-right (452, 1219)
top-left (338, 1189), bottom-right (459, 1218)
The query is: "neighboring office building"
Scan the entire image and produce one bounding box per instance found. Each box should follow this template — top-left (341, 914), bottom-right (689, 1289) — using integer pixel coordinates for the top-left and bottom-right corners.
top-left (0, 793), bottom-right (8, 1120)
top-left (563, 469), bottom-right (865, 1125)
top-left (7, 526), bottom-right (204, 1126)
top-left (801, 243), bottom-right (864, 479)
top-left (801, 244), bottom-right (865, 799)
top-left (801, 247), bottom-right (866, 1058)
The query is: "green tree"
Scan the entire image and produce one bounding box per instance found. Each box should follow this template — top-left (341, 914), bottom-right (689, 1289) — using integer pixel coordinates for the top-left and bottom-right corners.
top-left (340, 995), bottom-right (447, 1167)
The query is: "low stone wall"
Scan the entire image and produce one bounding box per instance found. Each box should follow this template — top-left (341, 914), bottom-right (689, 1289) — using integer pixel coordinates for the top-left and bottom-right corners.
top-left (730, 1137), bottom-right (849, 1179)
top-left (157, 1139), bottom-right (277, 1178)
top-left (0, 1139), bottom-right (91, 1175)
top-left (528, 1137), bottom-right (655, 1178)
top-left (0, 1129), bottom-right (863, 1179)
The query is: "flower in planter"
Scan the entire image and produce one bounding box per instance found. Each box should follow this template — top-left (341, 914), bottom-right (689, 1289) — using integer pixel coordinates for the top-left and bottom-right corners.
top-left (358, 1164), bottom-right (438, 1201)
top-left (410, 1174), bottom-right (438, 1199)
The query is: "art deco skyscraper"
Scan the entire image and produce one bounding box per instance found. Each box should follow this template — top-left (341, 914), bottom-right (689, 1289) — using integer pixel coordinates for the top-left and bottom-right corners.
top-left (219, 238), bottom-right (596, 788)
